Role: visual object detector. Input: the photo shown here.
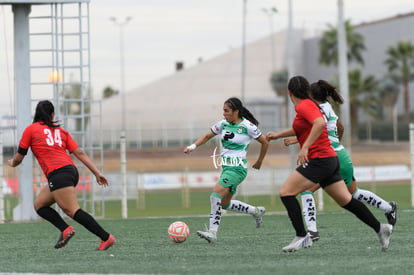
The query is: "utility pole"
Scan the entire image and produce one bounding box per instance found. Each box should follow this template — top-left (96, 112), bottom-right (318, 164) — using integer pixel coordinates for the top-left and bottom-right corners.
top-left (110, 16), bottom-right (132, 219)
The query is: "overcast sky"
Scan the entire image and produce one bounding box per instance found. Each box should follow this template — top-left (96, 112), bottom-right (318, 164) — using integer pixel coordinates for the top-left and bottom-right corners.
top-left (0, 0), bottom-right (413, 118)
top-left (87, 0), bottom-right (413, 95)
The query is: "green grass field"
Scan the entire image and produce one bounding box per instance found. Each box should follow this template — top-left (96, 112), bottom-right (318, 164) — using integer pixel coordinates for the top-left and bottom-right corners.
top-left (0, 184), bottom-right (414, 275)
top-left (91, 183), bottom-right (410, 218)
top-left (0, 209), bottom-right (413, 274)
top-left (3, 183), bottom-right (410, 220)
top-left (0, 183), bottom-right (412, 274)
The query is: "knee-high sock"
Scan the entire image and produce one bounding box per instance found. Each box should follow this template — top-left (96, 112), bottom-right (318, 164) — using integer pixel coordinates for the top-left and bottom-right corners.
top-left (281, 196), bottom-right (307, 237)
top-left (73, 209), bottom-right (110, 241)
top-left (223, 200), bottom-right (256, 214)
top-left (343, 198), bottom-right (381, 233)
top-left (300, 191), bottom-right (317, 232)
top-left (37, 207), bottom-right (69, 231)
top-left (209, 193), bottom-right (222, 233)
top-left (352, 188), bottom-right (392, 213)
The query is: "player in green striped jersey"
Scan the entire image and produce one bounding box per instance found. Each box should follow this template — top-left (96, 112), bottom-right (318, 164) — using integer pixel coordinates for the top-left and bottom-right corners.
top-left (184, 97), bottom-right (269, 243)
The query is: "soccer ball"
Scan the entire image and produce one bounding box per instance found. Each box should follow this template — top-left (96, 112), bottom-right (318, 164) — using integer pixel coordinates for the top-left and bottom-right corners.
top-left (168, 221), bottom-right (190, 243)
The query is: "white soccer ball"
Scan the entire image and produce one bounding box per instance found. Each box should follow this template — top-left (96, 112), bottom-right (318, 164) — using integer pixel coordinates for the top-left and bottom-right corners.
top-left (167, 221), bottom-right (190, 243)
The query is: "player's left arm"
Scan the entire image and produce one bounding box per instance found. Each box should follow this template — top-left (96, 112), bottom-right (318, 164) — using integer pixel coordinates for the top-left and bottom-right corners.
top-left (252, 134), bottom-right (269, 170)
top-left (336, 119), bottom-right (344, 141)
top-left (72, 147), bottom-right (108, 186)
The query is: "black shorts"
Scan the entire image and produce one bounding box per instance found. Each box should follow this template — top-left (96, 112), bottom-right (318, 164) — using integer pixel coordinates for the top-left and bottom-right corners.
top-left (47, 165), bottom-right (79, 191)
top-left (296, 157), bottom-right (342, 188)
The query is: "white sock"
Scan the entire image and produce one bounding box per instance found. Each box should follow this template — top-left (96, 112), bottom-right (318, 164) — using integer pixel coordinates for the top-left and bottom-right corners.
top-left (352, 188), bottom-right (392, 212)
top-left (209, 195), bottom-right (222, 233)
top-left (301, 193), bottom-right (317, 232)
top-left (224, 200), bottom-right (256, 214)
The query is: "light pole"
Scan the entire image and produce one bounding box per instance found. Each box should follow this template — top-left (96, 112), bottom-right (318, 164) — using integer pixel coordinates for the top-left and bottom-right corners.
top-left (241, 0), bottom-right (247, 101)
top-left (261, 7), bottom-right (277, 72)
top-left (110, 16), bottom-right (132, 219)
top-left (286, 0), bottom-right (297, 171)
top-left (337, 0), bottom-right (351, 153)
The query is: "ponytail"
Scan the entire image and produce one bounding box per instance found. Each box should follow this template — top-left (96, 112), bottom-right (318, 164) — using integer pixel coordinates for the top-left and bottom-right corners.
top-left (240, 106), bottom-right (259, 126)
top-left (310, 80), bottom-right (344, 104)
top-left (225, 97), bottom-right (259, 126)
top-left (33, 100), bottom-right (60, 127)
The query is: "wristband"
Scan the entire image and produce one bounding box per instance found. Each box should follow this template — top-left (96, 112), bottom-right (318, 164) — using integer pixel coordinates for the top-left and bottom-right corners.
top-left (187, 144), bottom-right (197, 151)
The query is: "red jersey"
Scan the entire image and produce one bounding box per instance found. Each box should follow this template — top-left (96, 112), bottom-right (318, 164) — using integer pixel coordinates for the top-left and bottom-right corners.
top-left (18, 122), bottom-right (79, 176)
top-left (293, 99), bottom-right (337, 159)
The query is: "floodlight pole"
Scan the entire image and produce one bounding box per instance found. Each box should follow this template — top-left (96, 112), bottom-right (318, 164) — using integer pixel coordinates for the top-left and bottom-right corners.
top-left (241, 0), bottom-right (247, 101)
top-left (110, 16), bottom-right (132, 219)
top-left (262, 7), bottom-right (277, 72)
top-left (337, 0), bottom-right (352, 153)
top-left (410, 123), bottom-right (414, 207)
top-left (286, 0), bottom-right (297, 170)
top-left (13, 4), bottom-right (37, 221)
top-left (0, 133), bottom-right (3, 223)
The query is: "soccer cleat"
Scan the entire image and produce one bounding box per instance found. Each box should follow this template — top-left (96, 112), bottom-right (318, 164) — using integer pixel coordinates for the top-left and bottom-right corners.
top-left (385, 201), bottom-right (397, 226)
top-left (96, 234), bottom-right (116, 251)
top-left (252, 206), bottom-right (266, 228)
top-left (196, 230), bottom-right (217, 243)
top-left (55, 225), bottom-right (76, 249)
top-left (378, 224), bottom-right (393, 252)
top-left (307, 230), bottom-right (320, 242)
top-left (282, 233), bottom-right (313, 252)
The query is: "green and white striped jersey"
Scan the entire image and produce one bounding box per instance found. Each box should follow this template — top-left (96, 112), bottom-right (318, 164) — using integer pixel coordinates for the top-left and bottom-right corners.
top-left (319, 102), bottom-right (344, 151)
top-left (211, 118), bottom-right (262, 168)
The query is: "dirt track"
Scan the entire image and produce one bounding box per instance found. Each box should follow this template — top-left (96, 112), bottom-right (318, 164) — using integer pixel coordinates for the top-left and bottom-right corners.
top-left (102, 141), bottom-right (411, 173)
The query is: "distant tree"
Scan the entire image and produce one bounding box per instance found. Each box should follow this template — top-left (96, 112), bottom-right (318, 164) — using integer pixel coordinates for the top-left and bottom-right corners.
top-left (319, 19), bottom-right (370, 142)
top-left (348, 69), bottom-right (380, 142)
top-left (319, 19), bottom-right (365, 66)
top-left (269, 69), bottom-right (288, 97)
top-left (384, 40), bottom-right (414, 121)
top-left (269, 69), bottom-right (289, 127)
top-left (379, 74), bottom-right (399, 121)
top-left (103, 86), bottom-right (119, 99)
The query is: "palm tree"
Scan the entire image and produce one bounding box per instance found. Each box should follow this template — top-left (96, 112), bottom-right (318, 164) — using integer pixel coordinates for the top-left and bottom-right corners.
top-left (319, 19), bottom-right (365, 66)
top-left (348, 69), bottom-right (380, 142)
top-left (379, 74), bottom-right (400, 122)
top-left (384, 40), bottom-right (414, 121)
top-left (103, 86), bottom-right (119, 99)
top-left (319, 19), bottom-right (369, 142)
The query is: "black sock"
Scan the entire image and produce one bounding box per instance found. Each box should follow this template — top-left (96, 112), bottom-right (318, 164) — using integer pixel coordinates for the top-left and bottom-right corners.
top-left (281, 196), bottom-right (307, 237)
top-left (36, 207), bottom-right (69, 231)
top-left (343, 198), bottom-right (381, 233)
top-left (73, 209), bottom-right (110, 241)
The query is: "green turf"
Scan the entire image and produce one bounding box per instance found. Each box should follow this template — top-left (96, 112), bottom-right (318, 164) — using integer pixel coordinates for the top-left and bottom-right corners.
top-left (0, 183), bottom-right (412, 274)
top-left (2, 183), bottom-right (411, 220)
top-left (0, 208), bottom-right (413, 274)
top-left (100, 183), bottom-right (411, 218)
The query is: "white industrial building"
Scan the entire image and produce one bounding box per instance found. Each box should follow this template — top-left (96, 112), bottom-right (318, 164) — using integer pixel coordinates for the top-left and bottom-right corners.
top-left (96, 12), bottom-right (414, 148)
top-left (96, 29), bottom-right (304, 148)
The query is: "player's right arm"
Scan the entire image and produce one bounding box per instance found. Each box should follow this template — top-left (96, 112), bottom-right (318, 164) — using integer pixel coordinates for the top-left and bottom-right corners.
top-left (8, 125), bottom-right (31, 167)
top-left (8, 152), bottom-right (25, 167)
top-left (183, 131), bottom-right (216, 154)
